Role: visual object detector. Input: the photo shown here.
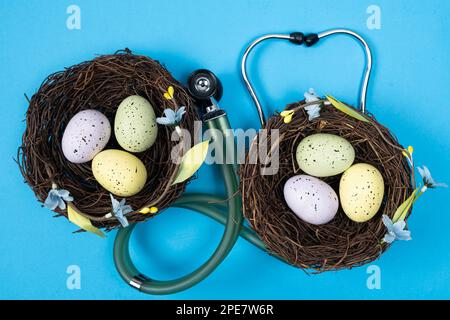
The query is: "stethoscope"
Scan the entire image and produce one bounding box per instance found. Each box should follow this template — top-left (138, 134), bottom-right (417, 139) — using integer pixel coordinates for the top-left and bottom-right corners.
top-left (114, 28), bottom-right (373, 295)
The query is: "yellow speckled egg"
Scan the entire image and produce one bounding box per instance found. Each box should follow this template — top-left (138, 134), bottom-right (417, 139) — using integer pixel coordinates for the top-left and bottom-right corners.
top-left (92, 149), bottom-right (147, 197)
top-left (115, 95), bottom-right (158, 153)
top-left (296, 133), bottom-right (355, 177)
top-left (339, 163), bottom-right (385, 222)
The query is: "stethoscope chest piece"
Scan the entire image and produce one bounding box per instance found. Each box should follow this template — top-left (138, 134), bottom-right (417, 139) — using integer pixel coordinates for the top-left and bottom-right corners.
top-left (188, 69), bottom-right (223, 103)
top-left (187, 69), bottom-right (225, 120)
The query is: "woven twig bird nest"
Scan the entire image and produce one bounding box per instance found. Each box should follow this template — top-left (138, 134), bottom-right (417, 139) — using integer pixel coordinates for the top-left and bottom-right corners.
top-left (240, 99), bottom-right (414, 272)
top-left (18, 50), bottom-right (197, 230)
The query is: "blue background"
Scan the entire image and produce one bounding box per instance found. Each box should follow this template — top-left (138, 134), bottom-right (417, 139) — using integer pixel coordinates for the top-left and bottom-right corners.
top-left (1, 0), bottom-right (449, 299)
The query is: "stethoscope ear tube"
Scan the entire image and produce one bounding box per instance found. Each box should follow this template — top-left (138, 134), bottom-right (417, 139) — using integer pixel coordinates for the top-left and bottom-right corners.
top-left (241, 29), bottom-right (373, 127)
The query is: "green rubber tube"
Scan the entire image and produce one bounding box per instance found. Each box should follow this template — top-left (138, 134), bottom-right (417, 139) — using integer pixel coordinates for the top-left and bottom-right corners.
top-left (173, 193), bottom-right (286, 263)
top-left (114, 114), bottom-right (244, 295)
top-left (174, 193), bottom-right (267, 252)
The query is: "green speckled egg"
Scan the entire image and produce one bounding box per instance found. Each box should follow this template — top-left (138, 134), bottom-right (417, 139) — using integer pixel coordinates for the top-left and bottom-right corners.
top-left (92, 149), bottom-right (147, 197)
top-left (296, 133), bottom-right (355, 177)
top-left (114, 95), bottom-right (158, 153)
top-left (339, 163), bottom-right (385, 222)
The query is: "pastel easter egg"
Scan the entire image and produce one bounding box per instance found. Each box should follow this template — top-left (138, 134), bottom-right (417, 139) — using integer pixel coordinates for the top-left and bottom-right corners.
top-left (92, 149), bottom-right (147, 197)
top-left (339, 163), bottom-right (385, 222)
top-left (283, 175), bottom-right (339, 225)
top-left (114, 95), bottom-right (158, 153)
top-left (296, 133), bottom-right (355, 177)
top-left (61, 109), bottom-right (111, 163)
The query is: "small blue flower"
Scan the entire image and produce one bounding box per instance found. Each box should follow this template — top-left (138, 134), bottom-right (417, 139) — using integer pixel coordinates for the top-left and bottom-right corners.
top-left (304, 88), bottom-right (322, 121)
top-left (382, 214), bottom-right (411, 244)
top-left (156, 107), bottom-right (186, 126)
top-left (110, 194), bottom-right (133, 228)
top-left (417, 166), bottom-right (447, 189)
top-left (44, 186), bottom-right (73, 210)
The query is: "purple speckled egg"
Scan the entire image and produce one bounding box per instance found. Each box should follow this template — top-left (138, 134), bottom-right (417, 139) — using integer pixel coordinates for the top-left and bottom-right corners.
top-left (283, 175), bottom-right (339, 225)
top-left (62, 110), bottom-right (111, 163)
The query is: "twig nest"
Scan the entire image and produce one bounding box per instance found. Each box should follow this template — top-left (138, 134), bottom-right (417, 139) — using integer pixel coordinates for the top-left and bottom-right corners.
top-left (18, 50), bottom-right (197, 230)
top-left (240, 101), bottom-right (414, 272)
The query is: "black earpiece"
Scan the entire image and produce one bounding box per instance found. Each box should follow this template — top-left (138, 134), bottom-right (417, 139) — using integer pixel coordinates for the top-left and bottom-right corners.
top-left (304, 33), bottom-right (319, 47)
top-left (289, 32), bottom-right (319, 47)
top-left (289, 32), bottom-right (305, 45)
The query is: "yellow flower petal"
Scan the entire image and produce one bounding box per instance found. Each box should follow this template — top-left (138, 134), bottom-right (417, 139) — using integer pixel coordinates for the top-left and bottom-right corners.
top-left (408, 146), bottom-right (414, 154)
top-left (139, 206), bottom-right (159, 214)
top-left (163, 86), bottom-right (175, 100)
top-left (283, 114), bottom-right (293, 123)
top-left (280, 110), bottom-right (294, 123)
top-left (280, 110), bottom-right (294, 117)
top-left (150, 207), bottom-right (158, 214)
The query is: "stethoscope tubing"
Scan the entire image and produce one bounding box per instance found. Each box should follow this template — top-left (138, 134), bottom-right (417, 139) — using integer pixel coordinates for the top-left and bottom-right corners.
top-left (174, 193), bottom-right (284, 261)
top-left (114, 193), bottom-right (286, 294)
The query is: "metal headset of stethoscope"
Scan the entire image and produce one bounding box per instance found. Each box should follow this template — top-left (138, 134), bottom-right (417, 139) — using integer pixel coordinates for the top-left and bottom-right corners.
top-left (113, 28), bottom-right (373, 295)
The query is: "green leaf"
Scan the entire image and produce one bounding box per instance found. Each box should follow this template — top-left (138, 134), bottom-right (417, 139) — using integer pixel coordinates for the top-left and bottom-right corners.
top-left (392, 187), bottom-right (420, 222)
top-left (172, 140), bottom-right (210, 185)
top-left (326, 95), bottom-right (370, 123)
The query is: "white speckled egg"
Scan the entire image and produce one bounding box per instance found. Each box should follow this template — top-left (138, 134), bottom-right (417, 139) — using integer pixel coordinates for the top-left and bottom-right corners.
top-left (296, 133), bottom-right (355, 177)
top-left (283, 175), bottom-right (339, 225)
top-left (61, 110), bottom-right (111, 163)
top-left (339, 163), bottom-right (385, 222)
top-left (114, 95), bottom-right (157, 153)
top-left (92, 149), bottom-right (147, 197)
